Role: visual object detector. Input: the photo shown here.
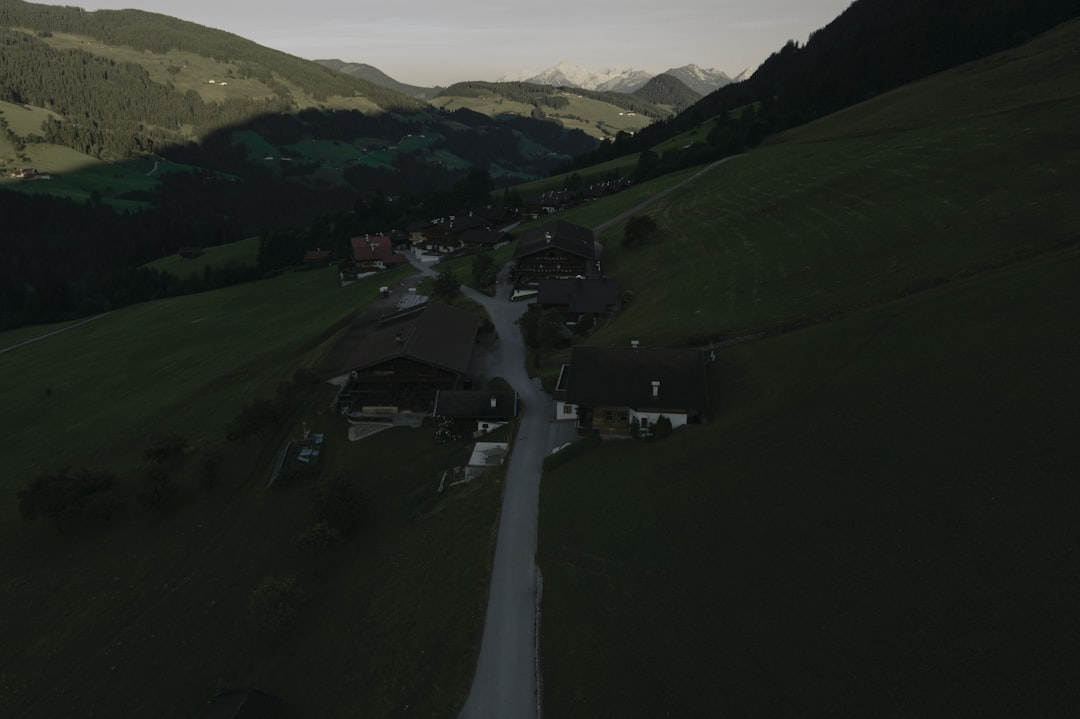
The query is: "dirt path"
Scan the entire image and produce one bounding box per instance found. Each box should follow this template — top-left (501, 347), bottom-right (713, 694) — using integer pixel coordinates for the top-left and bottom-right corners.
top-left (0, 313), bottom-right (110, 355)
top-left (592, 153), bottom-right (745, 236)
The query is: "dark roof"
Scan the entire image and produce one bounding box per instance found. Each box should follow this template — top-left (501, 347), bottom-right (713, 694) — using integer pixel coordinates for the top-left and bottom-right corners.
top-left (433, 390), bottom-right (518, 419)
top-left (460, 229), bottom-right (509, 246)
top-left (565, 346), bottom-right (709, 412)
top-left (339, 302), bottom-right (480, 375)
top-left (536, 278), bottom-right (619, 314)
top-left (199, 689), bottom-right (283, 719)
top-left (449, 215), bottom-right (489, 233)
top-left (513, 220), bottom-right (595, 261)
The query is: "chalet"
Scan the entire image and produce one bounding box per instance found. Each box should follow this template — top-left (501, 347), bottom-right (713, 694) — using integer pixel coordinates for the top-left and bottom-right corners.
top-left (536, 277), bottom-right (619, 327)
top-left (351, 235), bottom-right (408, 273)
top-left (433, 390), bottom-right (518, 436)
top-left (557, 345), bottom-right (709, 434)
top-left (460, 229), bottom-right (510, 253)
top-left (333, 302), bottom-right (481, 415)
top-left (511, 220), bottom-right (597, 291)
top-left (178, 246), bottom-right (204, 259)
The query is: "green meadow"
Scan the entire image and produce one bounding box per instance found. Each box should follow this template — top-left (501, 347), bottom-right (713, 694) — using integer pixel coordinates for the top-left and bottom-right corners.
top-left (143, 236), bottom-right (261, 278)
top-left (0, 264), bottom-right (502, 717)
top-left (536, 17), bottom-right (1080, 718)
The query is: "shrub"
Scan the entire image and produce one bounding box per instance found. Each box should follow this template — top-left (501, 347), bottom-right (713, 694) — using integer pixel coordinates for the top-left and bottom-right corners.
top-left (136, 468), bottom-right (181, 515)
top-left (297, 521), bottom-right (342, 553)
top-left (311, 476), bottom-right (367, 537)
top-left (248, 575), bottom-right (304, 633)
top-left (17, 468), bottom-right (125, 531)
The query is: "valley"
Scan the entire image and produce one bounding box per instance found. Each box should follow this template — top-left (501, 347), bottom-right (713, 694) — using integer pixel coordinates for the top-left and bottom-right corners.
top-left (2, 1), bottom-right (1080, 718)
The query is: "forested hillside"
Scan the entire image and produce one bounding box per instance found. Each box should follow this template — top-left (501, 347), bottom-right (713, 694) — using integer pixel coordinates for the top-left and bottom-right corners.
top-left (579, 0), bottom-right (1080, 167)
top-left (0, 0), bottom-right (418, 108)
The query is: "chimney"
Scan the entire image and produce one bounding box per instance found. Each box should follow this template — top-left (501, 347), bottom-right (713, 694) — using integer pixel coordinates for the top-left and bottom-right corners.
top-left (490, 395), bottom-right (497, 409)
top-left (544, 231), bottom-right (552, 243)
top-left (395, 332), bottom-right (403, 345)
top-left (651, 380), bottom-right (660, 398)
top-left (631, 340), bottom-right (640, 349)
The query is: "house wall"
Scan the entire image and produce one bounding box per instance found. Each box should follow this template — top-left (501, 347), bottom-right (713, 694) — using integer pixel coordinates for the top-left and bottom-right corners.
top-left (556, 401), bottom-right (578, 420)
top-left (592, 405), bottom-right (631, 432)
top-left (630, 409), bottom-right (690, 429)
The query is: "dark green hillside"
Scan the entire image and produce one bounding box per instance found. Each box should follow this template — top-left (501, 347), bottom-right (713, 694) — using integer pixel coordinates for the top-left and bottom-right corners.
top-left (582, 0), bottom-right (1080, 168)
top-left (632, 73), bottom-right (701, 113)
top-left (538, 16), bottom-right (1080, 718)
top-left (0, 0), bottom-right (420, 109)
top-left (581, 16), bottom-right (1080, 347)
top-left (316, 58), bottom-right (442, 100)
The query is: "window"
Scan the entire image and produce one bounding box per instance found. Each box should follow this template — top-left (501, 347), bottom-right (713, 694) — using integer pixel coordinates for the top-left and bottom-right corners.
top-left (640, 417), bottom-right (649, 428)
top-left (604, 411), bottom-right (614, 422)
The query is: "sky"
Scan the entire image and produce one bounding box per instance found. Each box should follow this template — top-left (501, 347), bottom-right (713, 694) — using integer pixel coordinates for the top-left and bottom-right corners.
top-left (33, 0), bottom-right (854, 87)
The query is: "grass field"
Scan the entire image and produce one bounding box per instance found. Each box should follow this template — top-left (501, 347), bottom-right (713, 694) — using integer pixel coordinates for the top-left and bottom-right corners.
top-left (575, 24), bottom-right (1080, 347)
top-left (538, 247), bottom-right (1080, 716)
top-left (537, 19), bottom-right (1080, 718)
top-left (142, 236), bottom-right (261, 278)
top-left (0, 261), bottom-right (508, 717)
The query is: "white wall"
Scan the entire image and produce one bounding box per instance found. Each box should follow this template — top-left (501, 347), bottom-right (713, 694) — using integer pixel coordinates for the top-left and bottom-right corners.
top-left (556, 402), bottom-right (578, 420)
top-left (630, 410), bottom-right (689, 429)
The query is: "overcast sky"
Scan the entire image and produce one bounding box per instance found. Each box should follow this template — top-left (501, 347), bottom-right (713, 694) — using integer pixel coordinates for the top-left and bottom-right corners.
top-left (34, 0), bottom-right (854, 86)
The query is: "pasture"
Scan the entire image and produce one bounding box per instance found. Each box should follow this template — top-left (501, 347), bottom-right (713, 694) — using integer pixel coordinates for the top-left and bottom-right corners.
top-left (0, 262), bottom-right (503, 717)
top-left (539, 245), bottom-right (1080, 717)
top-left (538, 19), bottom-right (1080, 717)
top-left (142, 236), bottom-right (261, 278)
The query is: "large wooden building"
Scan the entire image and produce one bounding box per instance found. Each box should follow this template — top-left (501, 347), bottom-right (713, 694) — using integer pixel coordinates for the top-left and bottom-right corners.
top-left (511, 220), bottom-right (597, 290)
top-left (334, 302), bottom-right (481, 415)
top-left (556, 345), bottom-right (710, 434)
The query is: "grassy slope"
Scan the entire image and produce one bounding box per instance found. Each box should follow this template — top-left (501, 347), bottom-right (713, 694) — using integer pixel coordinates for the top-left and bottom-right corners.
top-left (142, 236), bottom-right (260, 277)
top-left (0, 264), bottom-right (500, 718)
top-left (538, 19), bottom-right (1080, 718)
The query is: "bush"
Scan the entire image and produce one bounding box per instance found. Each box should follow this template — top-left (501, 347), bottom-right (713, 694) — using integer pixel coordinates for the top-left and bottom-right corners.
top-left (248, 575), bottom-right (304, 633)
top-left (17, 468), bottom-right (125, 531)
top-left (136, 467), bottom-right (181, 515)
top-left (311, 475), bottom-right (367, 537)
top-left (297, 521), bottom-right (342, 553)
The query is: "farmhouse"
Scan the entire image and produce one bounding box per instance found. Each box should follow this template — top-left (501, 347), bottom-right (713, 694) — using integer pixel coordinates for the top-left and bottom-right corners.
top-left (350, 235), bottom-right (408, 273)
top-left (433, 389), bottom-right (518, 436)
top-left (511, 220), bottom-right (597, 291)
top-left (556, 345), bottom-right (709, 434)
top-left (460, 229), bottom-right (510, 253)
top-left (333, 302), bottom-right (481, 415)
top-left (536, 277), bottom-right (619, 328)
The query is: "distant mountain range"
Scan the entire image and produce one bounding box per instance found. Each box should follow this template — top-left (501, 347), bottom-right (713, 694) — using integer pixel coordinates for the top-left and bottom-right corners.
top-left (498, 62), bottom-right (740, 95)
top-left (315, 59), bottom-right (743, 99)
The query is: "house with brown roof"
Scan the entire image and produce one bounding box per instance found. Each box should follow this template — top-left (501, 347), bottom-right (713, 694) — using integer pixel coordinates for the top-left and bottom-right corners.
top-left (556, 344), bottom-right (710, 434)
top-left (333, 302), bottom-right (481, 415)
top-left (350, 235), bottom-right (408, 273)
top-left (511, 220), bottom-right (598, 292)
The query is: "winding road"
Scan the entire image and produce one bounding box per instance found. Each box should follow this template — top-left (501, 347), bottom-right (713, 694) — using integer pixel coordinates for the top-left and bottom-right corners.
top-left (443, 154), bottom-right (746, 719)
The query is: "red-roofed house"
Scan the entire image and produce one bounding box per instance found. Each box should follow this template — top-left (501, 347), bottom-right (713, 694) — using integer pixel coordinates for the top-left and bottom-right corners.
top-left (350, 235), bottom-right (408, 273)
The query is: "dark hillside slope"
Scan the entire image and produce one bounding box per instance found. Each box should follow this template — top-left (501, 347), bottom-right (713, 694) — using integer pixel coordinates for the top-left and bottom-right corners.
top-left (587, 0), bottom-right (1080, 163)
top-left (539, 19), bottom-right (1080, 717)
top-left (633, 73), bottom-right (700, 113)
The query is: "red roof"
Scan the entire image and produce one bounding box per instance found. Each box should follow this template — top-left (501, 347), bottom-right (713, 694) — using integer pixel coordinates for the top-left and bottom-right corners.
top-left (350, 235), bottom-right (407, 265)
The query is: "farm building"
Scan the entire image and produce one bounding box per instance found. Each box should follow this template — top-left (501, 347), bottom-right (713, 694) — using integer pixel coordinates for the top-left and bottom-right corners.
top-left (332, 302), bottom-right (481, 415)
top-left (511, 220), bottom-right (598, 291)
top-left (556, 344), bottom-right (709, 435)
